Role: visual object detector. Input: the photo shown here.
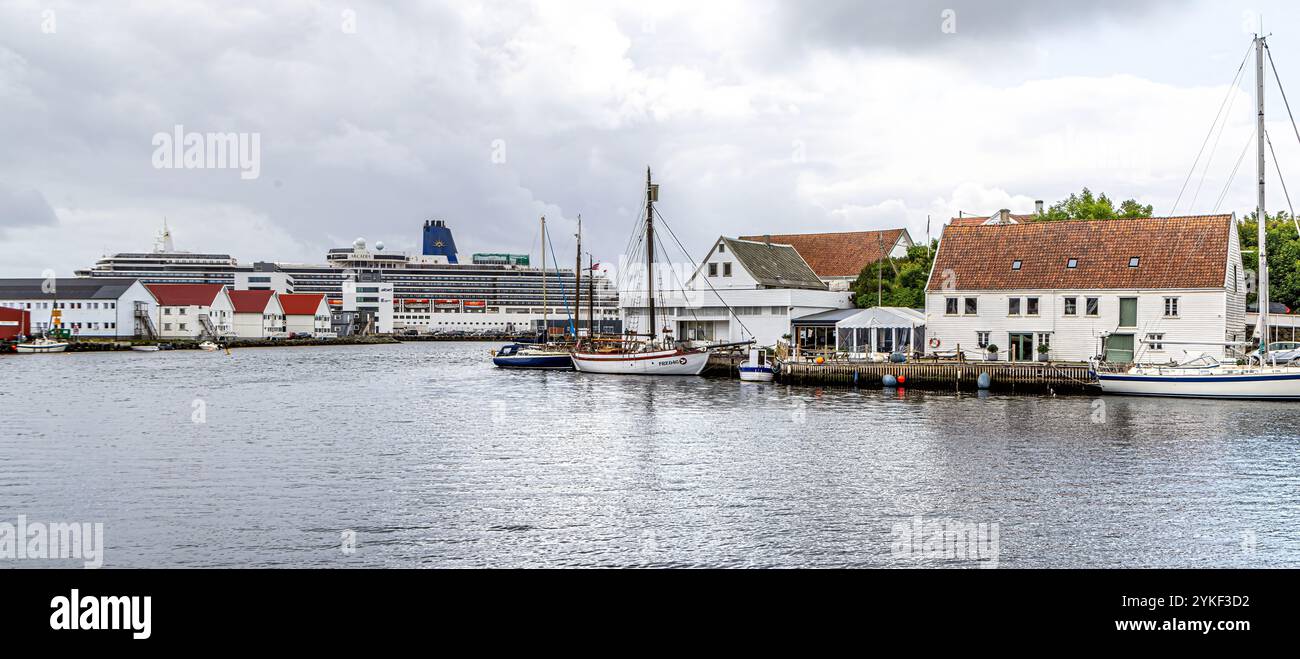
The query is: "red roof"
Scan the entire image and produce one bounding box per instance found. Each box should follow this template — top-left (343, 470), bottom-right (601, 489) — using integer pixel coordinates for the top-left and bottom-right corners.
top-left (949, 213), bottom-right (1033, 227)
top-left (228, 290), bottom-right (276, 314)
top-left (145, 283), bottom-right (226, 306)
top-left (278, 293), bottom-right (326, 316)
top-left (738, 229), bottom-right (909, 278)
top-left (927, 215), bottom-right (1234, 291)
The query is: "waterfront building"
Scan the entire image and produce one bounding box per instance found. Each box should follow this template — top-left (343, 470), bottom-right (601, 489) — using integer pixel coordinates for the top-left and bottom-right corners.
top-left (0, 306), bottom-right (31, 341)
top-left (145, 283), bottom-right (235, 339)
top-left (228, 290), bottom-right (286, 338)
top-left (947, 208), bottom-right (1034, 227)
top-left (0, 278), bottom-right (158, 338)
top-left (738, 228), bottom-right (914, 289)
top-left (279, 293), bottom-right (333, 336)
top-left (342, 278), bottom-right (394, 334)
top-left (923, 215), bottom-right (1246, 363)
top-left (621, 236), bottom-right (853, 346)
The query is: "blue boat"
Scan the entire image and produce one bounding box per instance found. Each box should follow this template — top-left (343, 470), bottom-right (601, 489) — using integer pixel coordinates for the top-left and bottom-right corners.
top-left (492, 343), bottom-right (574, 370)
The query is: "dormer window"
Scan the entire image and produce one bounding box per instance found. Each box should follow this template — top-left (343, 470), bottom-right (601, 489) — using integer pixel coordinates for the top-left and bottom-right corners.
top-left (1128, 256), bottom-right (1140, 268)
top-left (1011, 260), bottom-right (1022, 270)
top-left (1066, 258), bottom-right (1078, 269)
top-left (718, 243), bottom-right (726, 254)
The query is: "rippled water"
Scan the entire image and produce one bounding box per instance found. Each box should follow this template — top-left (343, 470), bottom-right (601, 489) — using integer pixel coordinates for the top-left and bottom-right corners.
top-left (2, 341), bottom-right (1298, 568)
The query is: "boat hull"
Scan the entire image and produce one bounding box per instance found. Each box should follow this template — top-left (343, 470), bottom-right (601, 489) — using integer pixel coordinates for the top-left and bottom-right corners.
top-left (131, 345), bottom-right (161, 352)
top-left (738, 365), bottom-right (775, 382)
top-left (1096, 369), bottom-right (1300, 399)
top-left (572, 349), bottom-right (709, 375)
top-left (492, 353), bottom-right (573, 370)
top-left (15, 342), bottom-right (68, 354)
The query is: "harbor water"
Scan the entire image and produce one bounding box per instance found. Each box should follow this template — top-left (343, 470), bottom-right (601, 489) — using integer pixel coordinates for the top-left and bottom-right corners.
top-left (2, 341), bottom-right (1298, 568)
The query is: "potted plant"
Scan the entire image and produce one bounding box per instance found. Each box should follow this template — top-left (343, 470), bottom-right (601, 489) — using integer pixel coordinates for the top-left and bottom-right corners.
top-left (985, 344), bottom-right (999, 361)
top-left (1037, 344), bottom-right (1051, 362)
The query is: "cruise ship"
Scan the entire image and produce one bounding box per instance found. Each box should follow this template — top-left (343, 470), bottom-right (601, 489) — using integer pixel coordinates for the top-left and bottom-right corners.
top-left (77, 220), bottom-right (621, 335)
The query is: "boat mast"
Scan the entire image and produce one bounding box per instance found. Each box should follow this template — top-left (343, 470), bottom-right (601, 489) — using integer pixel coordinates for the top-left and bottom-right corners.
top-left (1256, 34), bottom-right (1270, 355)
top-left (645, 167), bottom-right (656, 344)
top-left (541, 215), bottom-right (548, 342)
top-left (574, 214), bottom-right (582, 343)
top-left (587, 253), bottom-right (594, 339)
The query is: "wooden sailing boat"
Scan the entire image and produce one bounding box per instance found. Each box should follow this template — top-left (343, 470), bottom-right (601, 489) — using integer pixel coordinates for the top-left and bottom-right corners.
top-left (571, 168), bottom-right (714, 375)
top-left (1097, 33), bottom-right (1300, 399)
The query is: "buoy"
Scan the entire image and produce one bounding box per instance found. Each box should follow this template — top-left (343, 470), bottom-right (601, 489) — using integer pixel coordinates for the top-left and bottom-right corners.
top-left (883, 374), bottom-right (898, 387)
top-left (977, 372), bottom-right (992, 390)
top-left (815, 356), bottom-right (825, 365)
top-left (897, 375), bottom-right (906, 384)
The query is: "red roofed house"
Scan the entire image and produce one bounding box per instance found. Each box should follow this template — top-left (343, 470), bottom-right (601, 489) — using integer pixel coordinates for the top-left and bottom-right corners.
top-left (923, 215), bottom-right (1246, 364)
top-left (278, 293), bottom-right (331, 337)
top-left (145, 283), bottom-right (234, 339)
top-left (228, 290), bottom-right (285, 339)
top-left (738, 229), bottom-right (914, 287)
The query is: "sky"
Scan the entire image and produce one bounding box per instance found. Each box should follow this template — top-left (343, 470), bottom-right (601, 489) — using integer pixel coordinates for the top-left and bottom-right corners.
top-left (2, 0), bottom-right (1300, 278)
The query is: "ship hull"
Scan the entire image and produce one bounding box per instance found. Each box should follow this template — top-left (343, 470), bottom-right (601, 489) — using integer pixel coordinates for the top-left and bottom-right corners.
top-left (572, 349), bottom-right (709, 375)
top-left (738, 365), bottom-right (775, 382)
top-left (492, 353), bottom-right (574, 370)
top-left (1096, 369), bottom-right (1300, 399)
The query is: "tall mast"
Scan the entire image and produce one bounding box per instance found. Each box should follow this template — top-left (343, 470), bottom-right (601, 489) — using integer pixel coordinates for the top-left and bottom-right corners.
top-left (541, 215), bottom-right (548, 341)
top-left (574, 214), bottom-right (582, 342)
top-left (645, 167), bottom-right (656, 343)
top-left (1256, 34), bottom-right (1270, 354)
top-left (587, 253), bottom-right (594, 339)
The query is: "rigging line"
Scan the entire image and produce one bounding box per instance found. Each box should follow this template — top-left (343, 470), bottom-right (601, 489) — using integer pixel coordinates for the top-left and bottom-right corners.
top-left (1266, 43), bottom-right (1300, 158)
top-left (1265, 129), bottom-right (1300, 235)
top-left (1171, 39), bottom-right (1254, 215)
top-left (650, 230), bottom-right (703, 328)
top-left (652, 207), bottom-right (754, 337)
top-left (543, 223), bottom-right (575, 336)
top-left (1191, 65), bottom-right (1248, 210)
top-left (1212, 127), bottom-right (1255, 213)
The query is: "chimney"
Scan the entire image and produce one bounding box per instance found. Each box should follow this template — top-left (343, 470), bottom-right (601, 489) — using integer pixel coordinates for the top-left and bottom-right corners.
top-left (764, 234), bottom-right (771, 245)
top-left (1034, 200), bottom-right (1044, 215)
top-left (998, 208), bottom-right (1011, 224)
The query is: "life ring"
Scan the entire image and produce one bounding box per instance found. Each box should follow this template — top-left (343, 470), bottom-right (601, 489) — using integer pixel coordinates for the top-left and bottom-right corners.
top-left (928, 338), bottom-right (941, 348)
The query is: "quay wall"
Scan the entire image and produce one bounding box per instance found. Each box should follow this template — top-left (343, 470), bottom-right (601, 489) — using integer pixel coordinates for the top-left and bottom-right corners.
top-left (775, 360), bottom-right (1098, 394)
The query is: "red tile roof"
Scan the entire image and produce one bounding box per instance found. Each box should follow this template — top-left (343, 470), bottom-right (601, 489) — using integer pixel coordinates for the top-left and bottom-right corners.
top-left (278, 293), bottom-right (326, 316)
top-left (145, 283), bottom-right (226, 306)
top-left (949, 213), bottom-right (1033, 227)
top-left (927, 215), bottom-right (1234, 291)
top-left (228, 289), bottom-right (276, 314)
top-left (738, 229), bottom-right (908, 278)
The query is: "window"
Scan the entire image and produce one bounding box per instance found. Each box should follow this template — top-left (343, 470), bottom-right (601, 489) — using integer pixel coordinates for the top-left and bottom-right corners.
top-left (1067, 258), bottom-right (1078, 269)
top-left (1008, 298), bottom-right (1021, 315)
top-left (1086, 297), bottom-right (1099, 316)
top-left (723, 263), bottom-right (732, 277)
top-left (977, 331), bottom-right (990, 348)
top-left (1011, 260), bottom-right (1022, 270)
top-left (717, 243), bottom-right (725, 253)
top-left (945, 297), bottom-right (958, 315)
top-left (1232, 265), bottom-right (1238, 292)
top-left (164, 308), bottom-right (172, 315)
top-left (1147, 333), bottom-right (1165, 350)
top-left (964, 297), bottom-right (978, 315)
top-left (163, 323), bottom-right (172, 331)
top-left (1128, 257), bottom-right (1140, 268)
top-left (179, 308), bottom-right (187, 315)
top-left (708, 263), bottom-right (718, 277)
top-left (1164, 297), bottom-right (1179, 318)
top-left (1064, 297), bottom-right (1077, 316)
top-left (1037, 333), bottom-right (1051, 350)
top-left (1027, 297), bottom-right (1039, 316)
top-left (179, 323), bottom-right (188, 330)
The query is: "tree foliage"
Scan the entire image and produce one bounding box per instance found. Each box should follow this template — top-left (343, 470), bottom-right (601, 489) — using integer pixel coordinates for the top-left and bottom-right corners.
top-left (851, 242), bottom-right (936, 309)
top-left (1238, 211), bottom-right (1300, 309)
top-left (1037, 187), bottom-right (1153, 221)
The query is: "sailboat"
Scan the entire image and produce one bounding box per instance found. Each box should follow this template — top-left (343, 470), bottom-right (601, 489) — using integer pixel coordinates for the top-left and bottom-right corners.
top-left (1096, 33), bottom-right (1300, 399)
top-left (571, 168), bottom-right (715, 375)
top-left (492, 215), bottom-right (575, 370)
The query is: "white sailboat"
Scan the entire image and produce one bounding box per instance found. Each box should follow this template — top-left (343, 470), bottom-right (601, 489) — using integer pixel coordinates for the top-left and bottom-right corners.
top-left (1097, 33), bottom-right (1300, 399)
top-left (571, 168), bottom-right (716, 376)
top-left (15, 337), bottom-right (69, 353)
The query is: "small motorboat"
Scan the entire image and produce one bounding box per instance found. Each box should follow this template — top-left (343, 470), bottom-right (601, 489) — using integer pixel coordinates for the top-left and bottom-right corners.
top-left (198, 341), bottom-right (221, 351)
top-left (15, 337), bottom-right (69, 354)
top-left (738, 346), bottom-right (775, 382)
top-left (492, 343), bottom-right (573, 370)
top-left (131, 344), bottom-right (161, 352)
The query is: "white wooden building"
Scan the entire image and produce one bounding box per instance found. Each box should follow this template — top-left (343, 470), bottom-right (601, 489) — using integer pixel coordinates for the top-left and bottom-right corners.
top-left (228, 289), bottom-right (286, 338)
top-left (923, 215), bottom-right (1246, 363)
top-left (278, 293), bottom-right (332, 336)
top-left (0, 278), bottom-right (158, 338)
top-left (145, 283), bottom-right (236, 339)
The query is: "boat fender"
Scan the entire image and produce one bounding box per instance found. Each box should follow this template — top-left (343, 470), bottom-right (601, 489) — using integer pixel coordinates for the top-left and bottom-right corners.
top-left (883, 374), bottom-right (898, 387)
top-left (977, 372), bottom-right (992, 390)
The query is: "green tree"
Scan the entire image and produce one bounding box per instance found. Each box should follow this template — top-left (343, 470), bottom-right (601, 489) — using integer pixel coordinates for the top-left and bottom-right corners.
top-left (1037, 187), bottom-right (1152, 220)
top-left (851, 242), bottom-right (936, 308)
top-left (1238, 211), bottom-right (1300, 309)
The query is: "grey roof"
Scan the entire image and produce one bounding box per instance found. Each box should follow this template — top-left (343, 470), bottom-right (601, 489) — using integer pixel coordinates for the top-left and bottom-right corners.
top-left (722, 238), bottom-right (826, 290)
top-left (792, 307), bottom-right (862, 325)
top-left (0, 277), bottom-right (142, 300)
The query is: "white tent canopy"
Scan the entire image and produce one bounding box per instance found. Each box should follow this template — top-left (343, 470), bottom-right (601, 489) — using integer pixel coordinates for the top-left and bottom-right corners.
top-left (835, 306), bottom-right (926, 356)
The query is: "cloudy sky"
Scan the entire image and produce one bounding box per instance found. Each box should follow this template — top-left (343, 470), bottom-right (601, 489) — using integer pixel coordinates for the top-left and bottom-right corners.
top-left (2, 0), bottom-right (1299, 277)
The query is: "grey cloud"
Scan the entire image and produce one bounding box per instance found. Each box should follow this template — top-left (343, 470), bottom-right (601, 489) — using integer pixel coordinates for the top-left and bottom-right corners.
top-left (0, 182), bottom-right (57, 231)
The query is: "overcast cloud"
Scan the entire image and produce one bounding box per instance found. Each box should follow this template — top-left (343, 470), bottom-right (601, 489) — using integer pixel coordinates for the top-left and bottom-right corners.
top-left (1, 0), bottom-right (1297, 277)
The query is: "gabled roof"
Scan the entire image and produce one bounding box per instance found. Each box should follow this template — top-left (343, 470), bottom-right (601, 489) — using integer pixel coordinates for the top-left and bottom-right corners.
top-left (0, 277), bottom-right (141, 300)
top-left (927, 215), bottom-right (1234, 291)
top-left (228, 289), bottom-right (276, 314)
top-left (717, 237), bottom-right (827, 290)
top-left (145, 283), bottom-right (226, 306)
top-left (948, 213), bottom-right (1032, 227)
top-left (738, 229), bottom-right (908, 278)
top-left (278, 293), bottom-right (326, 315)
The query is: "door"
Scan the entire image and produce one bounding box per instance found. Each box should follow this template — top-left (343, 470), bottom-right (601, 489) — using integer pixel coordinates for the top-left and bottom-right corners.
top-left (1008, 332), bottom-right (1035, 361)
top-left (1118, 297), bottom-right (1137, 328)
top-left (1105, 333), bottom-right (1135, 363)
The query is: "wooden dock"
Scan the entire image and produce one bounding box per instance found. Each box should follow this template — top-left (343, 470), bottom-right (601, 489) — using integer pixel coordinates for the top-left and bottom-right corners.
top-left (774, 360), bottom-right (1098, 394)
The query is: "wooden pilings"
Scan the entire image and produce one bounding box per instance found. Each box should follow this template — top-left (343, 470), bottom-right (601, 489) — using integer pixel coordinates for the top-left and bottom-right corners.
top-left (774, 360), bottom-right (1097, 394)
